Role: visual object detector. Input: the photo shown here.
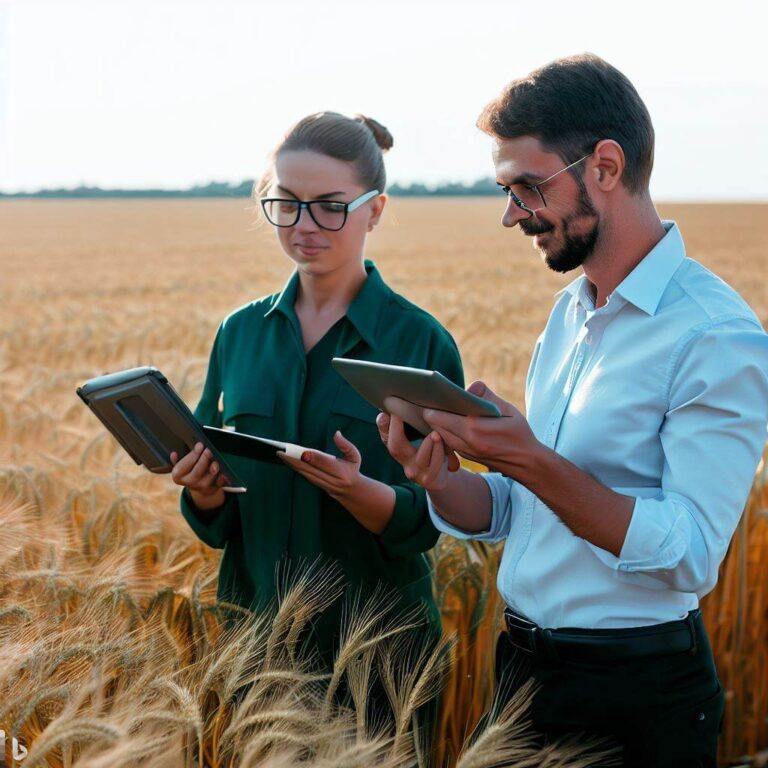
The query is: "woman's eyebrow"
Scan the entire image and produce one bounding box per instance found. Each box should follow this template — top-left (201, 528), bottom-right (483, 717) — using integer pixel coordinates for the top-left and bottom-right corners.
top-left (275, 184), bottom-right (346, 200)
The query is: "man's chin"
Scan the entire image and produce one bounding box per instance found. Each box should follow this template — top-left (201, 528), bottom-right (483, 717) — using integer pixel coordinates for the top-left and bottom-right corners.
top-left (534, 228), bottom-right (597, 274)
top-left (530, 235), bottom-right (571, 273)
top-left (543, 255), bottom-right (575, 274)
top-left (541, 244), bottom-right (583, 274)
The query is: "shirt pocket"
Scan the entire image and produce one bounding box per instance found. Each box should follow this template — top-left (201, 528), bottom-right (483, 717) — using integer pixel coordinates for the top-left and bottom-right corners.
top-left (222, 388), bottom-right (276, 437)
top-left (330, 384), bottom-right (379, 424)
top-left (327, 385), bottom-right (394, 477)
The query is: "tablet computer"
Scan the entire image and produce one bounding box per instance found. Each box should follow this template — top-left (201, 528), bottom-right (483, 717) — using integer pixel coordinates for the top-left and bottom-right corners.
top-left (202, 426), bottom-right (308, 464)
top-left (76, 366), bottom-right (250, 492)
top-left (331, 358), bottom-right (501, 437)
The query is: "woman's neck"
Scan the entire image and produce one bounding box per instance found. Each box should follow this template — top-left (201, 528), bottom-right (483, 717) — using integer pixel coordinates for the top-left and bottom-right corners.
top-left (295, 259), bottom-right (368, 317)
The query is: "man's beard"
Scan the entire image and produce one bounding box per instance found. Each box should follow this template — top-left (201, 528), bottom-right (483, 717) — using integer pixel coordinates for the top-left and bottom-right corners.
top-left (520, 186), bottom-right (599, 274)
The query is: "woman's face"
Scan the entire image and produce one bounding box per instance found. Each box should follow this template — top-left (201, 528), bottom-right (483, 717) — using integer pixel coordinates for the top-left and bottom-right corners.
top-left (269, 149), bottom-right (385, 277)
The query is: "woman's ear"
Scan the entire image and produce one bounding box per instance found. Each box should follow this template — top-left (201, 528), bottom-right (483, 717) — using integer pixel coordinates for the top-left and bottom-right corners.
top-left (367, 193), bottom-right (387, 232)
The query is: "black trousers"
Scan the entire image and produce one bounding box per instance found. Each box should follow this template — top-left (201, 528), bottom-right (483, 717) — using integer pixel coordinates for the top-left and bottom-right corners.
top-left (491, 622), bottom-right (725, 768)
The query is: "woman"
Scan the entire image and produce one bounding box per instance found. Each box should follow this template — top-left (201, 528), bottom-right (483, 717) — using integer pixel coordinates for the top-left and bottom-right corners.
top-left (170, 111), bottom-right (463, 665)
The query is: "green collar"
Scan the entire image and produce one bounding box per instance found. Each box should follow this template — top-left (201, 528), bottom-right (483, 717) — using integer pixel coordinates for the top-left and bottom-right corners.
top-left (264, 259), bottom-right (390, 350)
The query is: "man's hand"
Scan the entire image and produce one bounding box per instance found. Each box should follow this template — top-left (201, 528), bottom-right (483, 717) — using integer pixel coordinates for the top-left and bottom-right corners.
top-left (422, 380), bottom-right (541, 477)
top-left (376, 411), bottom-right (461, 491)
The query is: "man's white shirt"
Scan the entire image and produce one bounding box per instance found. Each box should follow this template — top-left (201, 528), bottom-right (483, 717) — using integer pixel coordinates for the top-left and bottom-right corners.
top-left (429, 221), bottom-right (768, 629)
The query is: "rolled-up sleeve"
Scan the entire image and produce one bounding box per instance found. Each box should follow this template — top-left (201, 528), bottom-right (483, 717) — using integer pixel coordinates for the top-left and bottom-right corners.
top-left (179, 323), bottom-right (240, 549)
top-left (609, 319), bottom-right (768, 596)
top-left (427, 471), bottom-right (520, 543)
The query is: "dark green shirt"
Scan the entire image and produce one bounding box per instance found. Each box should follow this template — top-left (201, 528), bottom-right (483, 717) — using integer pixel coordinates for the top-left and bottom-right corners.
top-left (180, 260), bottom-right (464, 647)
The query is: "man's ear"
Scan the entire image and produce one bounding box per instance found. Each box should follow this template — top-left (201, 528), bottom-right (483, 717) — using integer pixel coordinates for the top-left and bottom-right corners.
top-left (367, 193), bottom-right (387, 231)
top-left (591, 139), bottom-right (625, 192)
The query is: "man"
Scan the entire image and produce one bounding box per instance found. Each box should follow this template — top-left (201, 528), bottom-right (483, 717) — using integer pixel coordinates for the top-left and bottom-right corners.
top-left (376, 53), bottom-right (768, 766)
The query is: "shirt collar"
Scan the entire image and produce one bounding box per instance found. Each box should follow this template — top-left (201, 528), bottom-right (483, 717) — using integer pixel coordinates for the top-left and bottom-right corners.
top-left (345, 260), bottom-right (389, 349)
top-left (554, 274), bottom-right (584, 301)
top-left (553, 220), bottom-right (685, 316)
top-left (264, 259), bottom-right (389, 350)
top-left (613, 221), bottom-right (685, 316)
top-left (264, 268), bottom-right (301, 319)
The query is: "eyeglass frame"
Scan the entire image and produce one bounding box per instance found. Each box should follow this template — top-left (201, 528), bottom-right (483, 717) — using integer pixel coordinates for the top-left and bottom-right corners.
top-left (260, 189), bottom-right (380, 231)
top-left (499, 153), bottom-right (592, 218)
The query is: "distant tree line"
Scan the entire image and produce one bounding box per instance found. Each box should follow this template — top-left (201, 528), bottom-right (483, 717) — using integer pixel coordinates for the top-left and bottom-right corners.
top-left (389, 178), bottom-right (498, 196)
top-left (0, 178), bottom-right (500, 199)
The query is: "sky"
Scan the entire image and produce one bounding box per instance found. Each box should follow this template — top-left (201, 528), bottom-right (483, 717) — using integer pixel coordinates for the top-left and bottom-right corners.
top-left (1, 0), bottom-right (767, 200)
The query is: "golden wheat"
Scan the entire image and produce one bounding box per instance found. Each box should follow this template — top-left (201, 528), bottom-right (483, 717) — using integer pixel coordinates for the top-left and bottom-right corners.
top-left (1, 199), bottom-right (766, 766)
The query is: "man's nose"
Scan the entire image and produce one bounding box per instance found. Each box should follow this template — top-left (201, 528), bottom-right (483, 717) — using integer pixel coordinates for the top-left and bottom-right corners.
top-left (501, 196), bottom-right (531, 228)
top-left (295, 205), bottom-right (319, 233)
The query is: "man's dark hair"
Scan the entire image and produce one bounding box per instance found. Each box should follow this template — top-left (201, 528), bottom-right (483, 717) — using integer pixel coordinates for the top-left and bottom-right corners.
top-left (477, 53), bottom-right (654, 195)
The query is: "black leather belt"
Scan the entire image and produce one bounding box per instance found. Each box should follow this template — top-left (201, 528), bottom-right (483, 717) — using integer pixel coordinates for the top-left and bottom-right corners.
top-left (504, 607), bottom-right (701, 663)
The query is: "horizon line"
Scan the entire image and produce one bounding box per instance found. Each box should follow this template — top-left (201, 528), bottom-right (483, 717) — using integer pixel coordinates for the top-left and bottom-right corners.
top-left (1, 179), bottom-right (766, 205)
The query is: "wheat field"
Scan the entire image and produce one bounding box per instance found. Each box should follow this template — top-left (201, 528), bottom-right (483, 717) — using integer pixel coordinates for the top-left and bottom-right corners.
top-left (0, 198), bottom-right (766, 766)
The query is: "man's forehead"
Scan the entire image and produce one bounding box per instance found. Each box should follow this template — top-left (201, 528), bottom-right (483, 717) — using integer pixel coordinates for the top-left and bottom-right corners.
top-left (491, 136), bottom-right (557, 178)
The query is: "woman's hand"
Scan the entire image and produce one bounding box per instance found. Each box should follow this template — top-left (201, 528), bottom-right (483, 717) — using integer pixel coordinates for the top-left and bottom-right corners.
top-left (170, 442), bottom-right (229, 511)
top-left (376, 413), bottom-right (460, 491)
top-left (277, 430), bottom-right (364, 501)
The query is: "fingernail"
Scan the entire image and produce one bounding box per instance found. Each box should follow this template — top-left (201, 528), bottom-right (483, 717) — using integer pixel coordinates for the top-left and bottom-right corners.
top-left (301, 452), bottom-right (311, 463)
top-left (195, 442), bottom-right (203, 452)
top-left (211, 462), bottom-right (218, 473)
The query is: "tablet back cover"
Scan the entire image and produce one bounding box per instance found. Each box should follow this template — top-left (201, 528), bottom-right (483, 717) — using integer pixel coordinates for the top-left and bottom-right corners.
top-left (76, 367), bottom-right (246, 488)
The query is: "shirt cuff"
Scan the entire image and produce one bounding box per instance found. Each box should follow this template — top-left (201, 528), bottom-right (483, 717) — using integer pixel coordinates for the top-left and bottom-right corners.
top-left (180, 486), bottom-right (238, 549)
top-left (616, 495), bottom-right (690, 571)
top-left (426, 477), bottom-right (498, 540)
top-left (377, 484), bottom-right (439, 557)
top-left (582, 492), bottom-right (693, 575)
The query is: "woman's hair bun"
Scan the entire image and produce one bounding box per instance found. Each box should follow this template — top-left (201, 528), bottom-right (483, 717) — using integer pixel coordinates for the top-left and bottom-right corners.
top-left (354, 114), bottom-right (394, 152)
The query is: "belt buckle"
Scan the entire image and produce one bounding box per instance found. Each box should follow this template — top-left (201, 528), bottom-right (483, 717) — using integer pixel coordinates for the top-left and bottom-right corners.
top-left (505, 609), bottom-right (539, 654)
top-left (523, 625), bottom-right (539, 654)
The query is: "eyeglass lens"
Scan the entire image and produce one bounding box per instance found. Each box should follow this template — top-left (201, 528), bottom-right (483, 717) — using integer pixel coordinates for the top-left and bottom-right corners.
top-left (509, 185), bottom-right (545, 211)
top-left (263, 200), bottom-right (347, 230)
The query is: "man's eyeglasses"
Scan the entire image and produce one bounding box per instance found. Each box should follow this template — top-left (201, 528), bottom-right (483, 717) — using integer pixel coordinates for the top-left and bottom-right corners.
top-left (260, 189), bottom-right (379, 231)
top-left (499, 153), bottom-right (591, 218)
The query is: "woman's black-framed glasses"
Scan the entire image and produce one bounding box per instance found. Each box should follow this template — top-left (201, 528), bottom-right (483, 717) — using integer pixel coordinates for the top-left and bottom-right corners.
top-left (499, 153), bottom-right (591, 218)
top-left (260, 189), bottom-right (380, 231)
